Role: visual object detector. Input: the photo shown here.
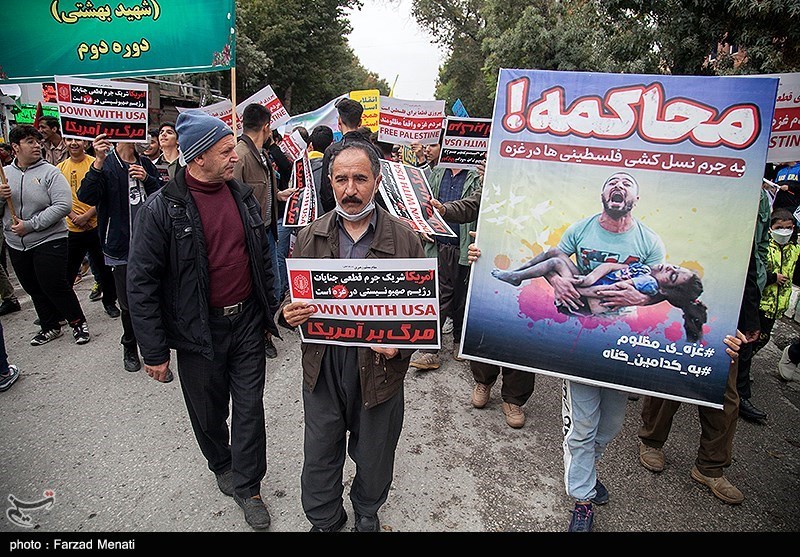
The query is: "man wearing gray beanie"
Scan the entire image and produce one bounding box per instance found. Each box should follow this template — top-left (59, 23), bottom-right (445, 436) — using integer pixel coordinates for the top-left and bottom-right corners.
top-left (127, 109), bottom-right (280, 530)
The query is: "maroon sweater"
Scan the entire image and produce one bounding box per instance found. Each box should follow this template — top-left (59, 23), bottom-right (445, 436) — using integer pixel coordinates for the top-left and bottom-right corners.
top-left (185, 168), bottom-right (252, 308)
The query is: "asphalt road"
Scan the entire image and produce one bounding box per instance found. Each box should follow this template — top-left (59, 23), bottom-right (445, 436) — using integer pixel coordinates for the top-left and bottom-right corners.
top-left (0, 272), bottom-right (798, 543)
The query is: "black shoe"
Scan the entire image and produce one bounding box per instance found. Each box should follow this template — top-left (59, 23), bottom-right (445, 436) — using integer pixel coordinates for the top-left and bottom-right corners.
top-left (353, 513), bottom-right (380, 532)
top-left (265, 337), bottom-right (278, 359)
top-left (739, 398), bottom-right (767, 422)
top-left (123, 345), bottom-right (142, 372)
top-left (215, 469), bottom-right (234, 497)
top-left (0, 298), bottom-right (20, 316)
top-left (104, 303), bottom-right (121, 318)
top-left (310, 510), bottom-right (347, 532)
top-left (233, 493), bottom-right (271, 530)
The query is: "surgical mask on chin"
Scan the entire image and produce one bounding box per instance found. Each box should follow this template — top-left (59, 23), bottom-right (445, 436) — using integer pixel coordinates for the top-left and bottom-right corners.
top-left (335, 199), bottom-right (375, 222)
top-left (771, 229), bottom-right (793, 245)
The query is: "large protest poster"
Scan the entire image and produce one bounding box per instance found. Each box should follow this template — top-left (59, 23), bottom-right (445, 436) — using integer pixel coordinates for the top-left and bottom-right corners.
top-left (438, 117), bottom-right (491, 170)
top-left (0, 1), bottom-right (235, 84)
top-left (55, 76), bottom-right (148, 142)
top-left (461, 69), bottom-right (777, 408)
top-left (761, 72), bottom-right (800, 163)
top-left (378, 97), bottom-right (445, 145)
top-left (286, 258), bottom-right (440, 349)
top-left (378, 160), bottom-right (455, 238)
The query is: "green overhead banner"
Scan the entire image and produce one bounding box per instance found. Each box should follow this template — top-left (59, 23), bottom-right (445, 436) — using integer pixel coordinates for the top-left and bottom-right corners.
top-left (0, 0), bottom-right (235, 84)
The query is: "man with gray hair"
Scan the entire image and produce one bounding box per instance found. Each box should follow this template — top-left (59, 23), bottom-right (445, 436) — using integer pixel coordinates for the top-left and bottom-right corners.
top-left (127, 109), bottom-right (280, 531)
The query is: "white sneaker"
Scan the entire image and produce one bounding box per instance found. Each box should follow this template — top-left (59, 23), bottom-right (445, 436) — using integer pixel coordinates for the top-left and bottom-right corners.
top-left (778, 346), bottom-right (799, 381)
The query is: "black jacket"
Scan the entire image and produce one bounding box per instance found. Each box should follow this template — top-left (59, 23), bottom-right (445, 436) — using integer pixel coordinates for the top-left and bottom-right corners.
top-left (127, 167), bottom-right (280, 365)
top-left (78, 152), bottom-right (162, 260)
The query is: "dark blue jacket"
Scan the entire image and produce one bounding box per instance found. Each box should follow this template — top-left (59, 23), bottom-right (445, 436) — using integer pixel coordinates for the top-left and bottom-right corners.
top-left (77, 151), bottom-right (161, 260)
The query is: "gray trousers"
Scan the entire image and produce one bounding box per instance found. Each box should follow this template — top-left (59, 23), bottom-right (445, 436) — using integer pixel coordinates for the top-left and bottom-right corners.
top-left (301, 345), bottom-right (404, 529)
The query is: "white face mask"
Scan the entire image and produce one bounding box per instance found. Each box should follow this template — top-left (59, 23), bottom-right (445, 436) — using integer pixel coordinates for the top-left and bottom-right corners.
top-left (335, 198), bottom-right (375, 222)
top-left (771, 228), bottom-right (793, 245)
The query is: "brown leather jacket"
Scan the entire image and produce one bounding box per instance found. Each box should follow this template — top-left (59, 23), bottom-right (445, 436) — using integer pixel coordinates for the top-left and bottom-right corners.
top-left (234, 135), bottom-right (278, 238)
top-left (279, 206), bottom-right (425, 409)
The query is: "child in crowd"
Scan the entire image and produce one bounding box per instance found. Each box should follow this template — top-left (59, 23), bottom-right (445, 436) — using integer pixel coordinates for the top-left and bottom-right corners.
top-left (492, 249), bottom-right (707, 342)
top-left (754, 208), bottom-right (800, 354)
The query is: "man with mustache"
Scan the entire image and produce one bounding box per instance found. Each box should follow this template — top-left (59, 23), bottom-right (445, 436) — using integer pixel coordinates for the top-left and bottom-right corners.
top-left (279, 142), bottom-right (425, 532)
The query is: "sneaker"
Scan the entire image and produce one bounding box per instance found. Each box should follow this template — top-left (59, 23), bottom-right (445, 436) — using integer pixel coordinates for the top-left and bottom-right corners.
top-left (0, 298), bottom-right (21, 316)
top-left (265, 337), bottom-right (278, 359)
top-left (690, 466), bottom-right (744, 505)
top-left (778, 346), bottom-right (799, 381)
top-left (453, 347), bottom-right (465, 361)
top-left (639, 443), bottom-right (665, 473)
top-left (215, 469), bottom-right (234, 497)
top-left (442, 316), bottom-right (453, 334)
top-left (30, 328), bottom-right (63, 346)
top-left (471, 382), bottom-right (492, 408)
top-left (592, 480), bottom-right (609, 505)
top-left (409, 352), bottom-right (440, 371)
top-left (310, 510), bottom-right (347, 532)
top-left (233, 493), bottom-right (271, 530)
top-left (0, 364), bottom-right (20, 392)
top-left (104, 303), bottom-right (121, 318)
top-left (502, 401), bottom-right (525, 428)
top-left (72, 322), bottom-right (90, 345)
top-left (89, 282), bottom-right (102, 302)
top-left (568, 502), bottom-right (594, 532)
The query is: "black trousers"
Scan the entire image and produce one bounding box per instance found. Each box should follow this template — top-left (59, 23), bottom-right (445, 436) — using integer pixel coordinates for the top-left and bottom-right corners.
top-left (8, 238), bottom-right (85, 331)
top-left (176, 300), bottom-right (267, 498)
top-left (420, 243), bottom-right (469, 356)
top-left (111, 264), bottom-right (136, 346)
top-left (301, 346), bottom-right (404, 529)
top-left (471, 360), bottom-right (536, 406)
top-left (66, 229), bottom-right (116, 307)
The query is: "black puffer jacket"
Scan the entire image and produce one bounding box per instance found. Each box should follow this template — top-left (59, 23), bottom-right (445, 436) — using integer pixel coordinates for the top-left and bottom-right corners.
top-left (127, 167), bottom-right (280, 365)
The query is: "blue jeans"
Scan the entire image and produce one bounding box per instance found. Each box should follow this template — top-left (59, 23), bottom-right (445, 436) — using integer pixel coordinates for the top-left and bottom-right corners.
top-left (276, 220), bottom-right (293, 301)
top-left (561, 380), bottom-right (628, 502)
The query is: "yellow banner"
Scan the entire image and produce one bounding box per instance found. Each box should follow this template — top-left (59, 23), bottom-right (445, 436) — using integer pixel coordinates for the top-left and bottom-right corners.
top-left (350, 89), bottom-right (381, 132)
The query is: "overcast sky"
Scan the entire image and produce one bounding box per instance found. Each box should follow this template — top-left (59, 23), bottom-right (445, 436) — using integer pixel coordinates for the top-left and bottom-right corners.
top-left (346, 0), bottom-right (444, 101)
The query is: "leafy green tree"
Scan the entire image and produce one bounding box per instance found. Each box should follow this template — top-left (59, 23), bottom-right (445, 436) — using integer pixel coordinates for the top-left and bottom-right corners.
top-left (183, 0), bottom-right (389, 114)
top-left (412, 0), bottom-right (493, 116)
top-left (414, 0), bottom-right (800, 113)
top-left (236, 0), bottom-right (388, 113)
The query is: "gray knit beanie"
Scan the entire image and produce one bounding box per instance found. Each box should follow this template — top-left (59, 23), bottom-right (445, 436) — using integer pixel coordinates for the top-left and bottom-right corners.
top-left (175, 109), bottom-right (233, 163)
